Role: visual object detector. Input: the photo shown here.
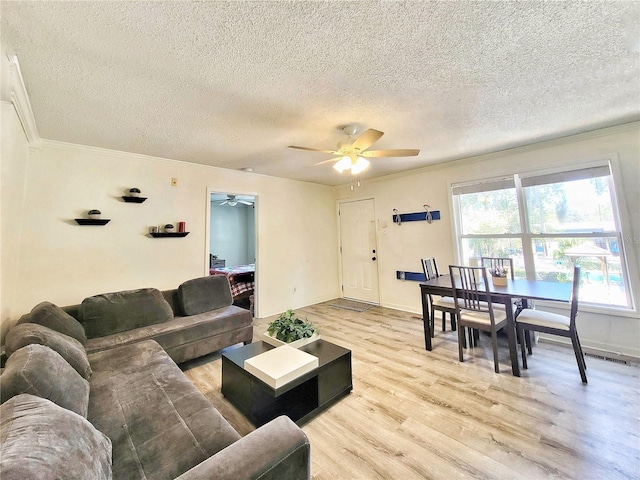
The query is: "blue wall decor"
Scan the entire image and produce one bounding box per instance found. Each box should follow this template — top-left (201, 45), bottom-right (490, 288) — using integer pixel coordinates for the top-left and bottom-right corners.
top-left (392, 211), bottom-right (441, 223)
top-left (396, 271), bottom-right (426, 282)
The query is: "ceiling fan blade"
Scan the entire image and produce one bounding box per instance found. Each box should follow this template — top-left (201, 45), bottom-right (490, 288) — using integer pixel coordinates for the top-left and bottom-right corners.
top-left (288, 145), bottom-right (339, 155)
top-left (239, 200), bottom-right (253, 205)
top-left (219, 200), bottom-right (229, 205)
top-left (314, 157), bottom-right (340, 166)
top-left (351, 129), bottom-right (384, 153)
top-left (361, 149), bottom-right (420, 158)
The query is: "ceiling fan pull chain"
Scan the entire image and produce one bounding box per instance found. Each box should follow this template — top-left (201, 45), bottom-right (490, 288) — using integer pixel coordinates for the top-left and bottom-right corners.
top-left (349, 173), bottom-right (362, 190)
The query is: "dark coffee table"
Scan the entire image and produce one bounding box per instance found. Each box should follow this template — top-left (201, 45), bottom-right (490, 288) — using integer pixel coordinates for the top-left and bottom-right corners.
top-left (222, 339), bottom-right (352, 426)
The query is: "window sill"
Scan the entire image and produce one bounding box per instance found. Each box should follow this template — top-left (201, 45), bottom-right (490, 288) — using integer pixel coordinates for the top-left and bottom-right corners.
top-left (533, 299), bottom-right (640, 319)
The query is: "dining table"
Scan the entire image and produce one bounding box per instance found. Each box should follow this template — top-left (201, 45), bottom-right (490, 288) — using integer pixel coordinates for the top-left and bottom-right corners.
top-left (419, 274), bottom-right (573, 376)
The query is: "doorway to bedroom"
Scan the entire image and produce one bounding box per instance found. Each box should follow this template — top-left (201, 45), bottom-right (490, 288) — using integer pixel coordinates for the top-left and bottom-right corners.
top-left (209, 192), bottom-right (256, 315)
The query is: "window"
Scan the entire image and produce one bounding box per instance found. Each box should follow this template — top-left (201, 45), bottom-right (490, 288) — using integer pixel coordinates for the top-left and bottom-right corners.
top-left (452, 161), bottom-right (633, 309)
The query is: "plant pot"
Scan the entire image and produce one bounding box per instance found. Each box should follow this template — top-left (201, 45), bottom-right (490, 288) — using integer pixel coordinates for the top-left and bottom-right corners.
top-left (491, 276), bottom-right (508, 286)
top-left (262, 331), bottom-right (321, 349)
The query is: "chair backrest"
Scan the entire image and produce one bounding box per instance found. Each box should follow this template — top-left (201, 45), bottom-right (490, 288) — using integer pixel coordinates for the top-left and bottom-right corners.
top-left (480, 257), bottom-right (515, 279)
top-left (569, 266), bottom-right (581, 329)
top-left (448, 265), bottom-right (496, 317)
top-left (421, 258), bottom-right (440, 281)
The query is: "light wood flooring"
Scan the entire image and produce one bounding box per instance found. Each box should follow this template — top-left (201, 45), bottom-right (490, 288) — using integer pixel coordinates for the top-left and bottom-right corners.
top-left (181, 301), bottom-right (640, 480)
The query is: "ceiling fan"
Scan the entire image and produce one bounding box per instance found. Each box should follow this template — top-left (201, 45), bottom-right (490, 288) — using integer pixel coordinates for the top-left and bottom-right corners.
top-left (288, 125), bottom-right (420, 175)
top-left (220, 195), bottom-right (253, 206)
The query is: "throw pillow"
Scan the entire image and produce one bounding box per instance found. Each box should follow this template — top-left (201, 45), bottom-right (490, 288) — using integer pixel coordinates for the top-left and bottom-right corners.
top-left (178, 275), bottom-right (233, 316)
top-left (0, 394), bottom-right (112, 480)
top-left (80, 288), bottom-right (174, 338)
top-left (0, 344), bottom-right (90, 418)
top-left (21, 301), bottom-right (87, 345)
top-left (5, 323), bottom-right (92, 379)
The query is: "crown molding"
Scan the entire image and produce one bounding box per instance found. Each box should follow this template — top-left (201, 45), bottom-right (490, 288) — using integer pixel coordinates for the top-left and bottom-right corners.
top-left (5, 53), bottom-right (41, 147)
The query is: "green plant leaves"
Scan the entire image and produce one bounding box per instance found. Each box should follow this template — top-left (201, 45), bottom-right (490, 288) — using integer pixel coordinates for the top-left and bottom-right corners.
top-left (267, 309), bottom-right (317, 343)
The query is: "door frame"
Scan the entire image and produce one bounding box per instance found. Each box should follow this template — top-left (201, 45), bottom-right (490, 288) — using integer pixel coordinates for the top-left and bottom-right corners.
top-left (337, 197), bottom-right (381, 304)
top-left (206, 188), bottom-right (258, 317)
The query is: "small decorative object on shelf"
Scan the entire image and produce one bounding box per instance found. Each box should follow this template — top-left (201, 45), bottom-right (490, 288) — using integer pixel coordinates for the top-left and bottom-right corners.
top-left (488, 266), bottom-right (508, 286)
top-left (75, 209), bottom-right (110, 225)
top-left (178, 221), bottom-right (186, 233)
top-left (122, 187), bottom-right (147, 203)
top-left (149, 222), bottom-right (188, 237)
top-left (263, 309), bottom-right (320, 348)
top-left (76, 209), bottom-right (110, 225)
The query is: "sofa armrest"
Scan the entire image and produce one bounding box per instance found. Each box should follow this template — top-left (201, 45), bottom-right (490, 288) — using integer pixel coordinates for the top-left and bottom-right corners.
top-left (175, 416), bottom-right (310, 480)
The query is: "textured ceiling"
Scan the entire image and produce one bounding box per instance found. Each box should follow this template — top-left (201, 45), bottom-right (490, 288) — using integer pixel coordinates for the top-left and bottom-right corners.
top-left (2, 1), bottom-right (639, 186)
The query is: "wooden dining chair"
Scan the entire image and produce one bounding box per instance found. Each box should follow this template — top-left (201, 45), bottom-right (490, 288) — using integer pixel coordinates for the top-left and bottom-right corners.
top-left (480, 255), bottom-right (528, 347)
top-left (516, 266), bottom-right (587, 383)
top-left (449, 265), bottom-right (509, 373)
top-left (421, 258), bottom-right (457, 337)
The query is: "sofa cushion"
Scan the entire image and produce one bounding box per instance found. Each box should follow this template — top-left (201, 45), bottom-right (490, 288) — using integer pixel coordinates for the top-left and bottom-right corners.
top-left (83, 305), bottom-right (253, 356)
top-left (20, 301), bottom-right (87, 345)
top-left (0, 394), bottom-right (112, 480)
top-left (178, 275), bottom-right (233, 315)
top-left (88, 340), bottom-right (241, 479)
top-left (0, 344), bottom-right (90, 418)
top-left (80, 288), bottom-right (173, 338)
top-left (5, 323), bottom-right (92, 379)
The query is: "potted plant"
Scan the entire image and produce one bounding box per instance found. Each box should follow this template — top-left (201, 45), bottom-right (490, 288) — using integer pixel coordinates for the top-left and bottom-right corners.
top-left (488, 266), bottom-right (509, 285)
top-left (263, 309), bottom-right (320, 348)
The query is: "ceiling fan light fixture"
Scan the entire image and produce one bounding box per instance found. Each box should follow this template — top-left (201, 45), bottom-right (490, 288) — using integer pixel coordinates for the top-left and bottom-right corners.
top-left (333, 155), bottom-right (352, 173)
top-left (351, 156), bottom-right (370, 175)
top-left (333, 155), bottom-right (370, 175)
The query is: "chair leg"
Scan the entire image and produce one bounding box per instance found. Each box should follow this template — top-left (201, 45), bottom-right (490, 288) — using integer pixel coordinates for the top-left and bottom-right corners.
top-left (575, 331), bottom-right (586, 370)
top-left (571, 332), bottom-right (588, 384)
top-left (467, 327), bottom-right (475, 347)
top-left (441, 312), bottom-right (446, 332)
top-left (450, 312), bottom-right (457, 331)
top-left (458, 325), bottom-right (465, 362)
top-left (491, 329), bottom-right (500, 373)
top-left (430, 308), bottom-right (436, 338)
top-left (525, 330), bottom-right (533, 355)
top-left (517, 326), bottom-right (528, 369)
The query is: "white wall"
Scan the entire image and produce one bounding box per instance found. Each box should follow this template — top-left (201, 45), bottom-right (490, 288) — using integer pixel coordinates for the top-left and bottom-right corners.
top-left (210, 202), bottom-right (254, 266)
top-left (335, 124), bottom-right (640, 358)
top-left (1, 102), bottom-right (30, 341)
top-left (0, 135), bottom-right (340, 339)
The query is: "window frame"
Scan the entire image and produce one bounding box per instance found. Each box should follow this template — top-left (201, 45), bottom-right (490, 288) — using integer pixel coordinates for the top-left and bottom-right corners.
top-left (451, 155), bottom-right (637, 314)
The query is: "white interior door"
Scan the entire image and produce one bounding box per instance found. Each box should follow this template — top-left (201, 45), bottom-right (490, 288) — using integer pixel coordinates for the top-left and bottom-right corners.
top-left (339, 199), bottom-right (380, 304)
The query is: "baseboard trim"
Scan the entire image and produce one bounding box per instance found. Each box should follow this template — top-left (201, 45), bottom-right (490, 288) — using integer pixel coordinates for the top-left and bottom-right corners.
top-left (538, 337), bottom-right (639, 365)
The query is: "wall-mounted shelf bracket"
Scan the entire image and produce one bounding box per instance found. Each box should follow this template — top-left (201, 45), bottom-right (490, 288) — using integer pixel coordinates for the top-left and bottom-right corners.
top-left (75, 219), bottom-right (110, 225)
top-left (150, 232), bottom-right (189, 238)
top-left (122, 196), bottom-right (147, 203)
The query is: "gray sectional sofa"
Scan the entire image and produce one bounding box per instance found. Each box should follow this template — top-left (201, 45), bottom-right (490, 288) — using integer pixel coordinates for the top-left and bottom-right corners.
top-left (0, 275), bottom-right (311, 479)
top-left (59, 274), bottom-right (254, 364)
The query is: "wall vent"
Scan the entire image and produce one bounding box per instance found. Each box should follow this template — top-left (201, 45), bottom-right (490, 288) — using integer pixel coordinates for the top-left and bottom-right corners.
top-left (584, 352), bottom-right (628, 364)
